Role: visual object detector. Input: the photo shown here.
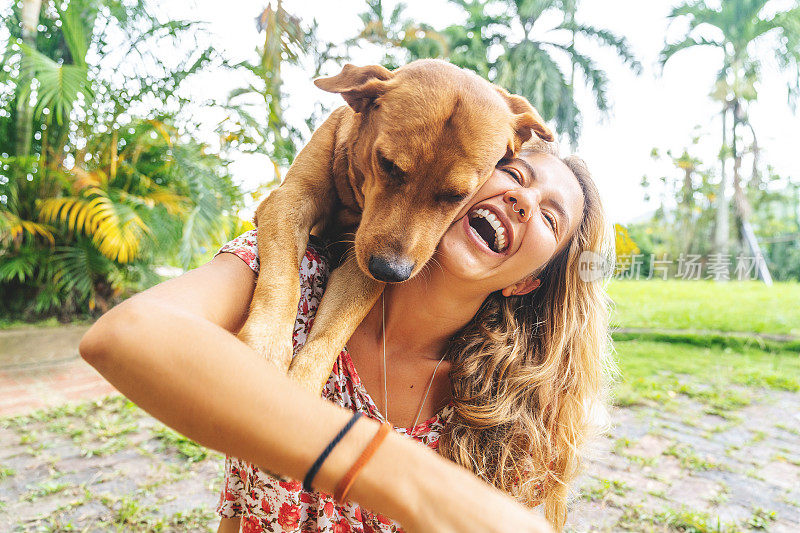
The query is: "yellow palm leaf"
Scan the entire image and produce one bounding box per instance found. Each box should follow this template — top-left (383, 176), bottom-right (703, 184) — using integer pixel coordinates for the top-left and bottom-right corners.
top-left (38, 197), bottom-right (91, 233)
top-left (20, 220), bottom-right (56, 245)
top-left (38, 188), bottom-right (151, 263)
top-left (146, 189), bottom-right (189, 216)
top-left (0, 211), bottom-right (56, 245)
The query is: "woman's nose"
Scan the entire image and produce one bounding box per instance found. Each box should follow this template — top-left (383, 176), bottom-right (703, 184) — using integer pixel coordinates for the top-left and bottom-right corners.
top-left (505, 189), bottom-right (539, 222)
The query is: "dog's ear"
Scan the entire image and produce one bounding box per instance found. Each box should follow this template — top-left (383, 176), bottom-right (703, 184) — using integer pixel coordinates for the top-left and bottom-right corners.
top-left (314, 64), bottom-right (394, 114)
top-left (495, 87), bottom-right (554, 149)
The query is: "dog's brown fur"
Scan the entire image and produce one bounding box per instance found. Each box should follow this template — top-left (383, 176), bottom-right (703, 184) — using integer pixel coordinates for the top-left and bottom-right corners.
top-left (237, 60), bottom-right (553, 394)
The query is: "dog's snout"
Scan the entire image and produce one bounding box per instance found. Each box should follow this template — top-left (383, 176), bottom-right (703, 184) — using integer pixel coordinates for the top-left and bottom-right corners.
top-left (368, 255), bottom-right (414, 282)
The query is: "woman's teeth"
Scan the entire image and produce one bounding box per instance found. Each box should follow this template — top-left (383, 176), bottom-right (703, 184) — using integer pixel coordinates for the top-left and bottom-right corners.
top-left (469, 208), bottom-right (507, 252)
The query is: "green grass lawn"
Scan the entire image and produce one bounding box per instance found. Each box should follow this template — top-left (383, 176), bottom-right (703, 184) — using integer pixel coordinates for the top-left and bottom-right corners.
top-left (613, 340), bottom-right (800, 411)
top-left (608, 280), bottom-right (800, 336)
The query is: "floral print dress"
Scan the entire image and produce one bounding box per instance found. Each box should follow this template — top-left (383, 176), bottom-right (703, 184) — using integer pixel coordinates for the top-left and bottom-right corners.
top-left (215, 230), bottom-right (453, 533)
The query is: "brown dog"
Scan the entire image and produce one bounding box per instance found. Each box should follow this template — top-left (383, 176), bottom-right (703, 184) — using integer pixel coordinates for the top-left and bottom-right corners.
top-left (237, 59), bottom-right (553, 394)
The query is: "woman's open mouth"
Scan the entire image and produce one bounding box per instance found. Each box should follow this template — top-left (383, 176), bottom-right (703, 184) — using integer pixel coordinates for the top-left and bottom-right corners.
top-left (467, 206), bottom-right (510, 253)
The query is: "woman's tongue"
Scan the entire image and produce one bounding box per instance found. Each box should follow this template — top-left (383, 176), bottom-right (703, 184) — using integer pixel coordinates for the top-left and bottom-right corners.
top-left (469, 216), bottom-right (498, 252)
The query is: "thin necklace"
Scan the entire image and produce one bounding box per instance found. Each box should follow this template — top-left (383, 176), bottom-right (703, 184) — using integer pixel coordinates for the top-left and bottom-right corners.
top-left (382, 292), bottom-right (448, 429)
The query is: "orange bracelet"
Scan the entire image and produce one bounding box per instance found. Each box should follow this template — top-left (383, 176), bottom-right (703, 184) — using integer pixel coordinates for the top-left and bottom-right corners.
top-left (334, 421), bottom-right (392, 503)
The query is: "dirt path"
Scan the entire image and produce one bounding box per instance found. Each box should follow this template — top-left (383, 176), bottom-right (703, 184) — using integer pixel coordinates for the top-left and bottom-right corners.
top-left (0, 325), bottom-right (115, 416)
top-left (0, 397), bottom-right (221, 532)
top-left (1, 325), bottom-right (798, 531)
top-left (1, 388), bottom-right (798, 532)
top-left (568, 390), bottom-right (800, 532)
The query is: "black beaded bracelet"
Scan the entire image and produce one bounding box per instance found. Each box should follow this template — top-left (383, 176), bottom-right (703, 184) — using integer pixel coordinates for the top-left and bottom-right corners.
top-left (303, 411), bottom-right (363, 492)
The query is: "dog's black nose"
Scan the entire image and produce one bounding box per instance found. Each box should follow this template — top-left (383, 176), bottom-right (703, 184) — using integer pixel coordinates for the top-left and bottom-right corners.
top-left (368, 255), bottom-right (414, 282)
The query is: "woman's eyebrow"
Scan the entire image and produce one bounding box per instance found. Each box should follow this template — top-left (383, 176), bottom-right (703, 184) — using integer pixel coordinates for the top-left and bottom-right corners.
top-left (513, 157), bottom-right (536, 180)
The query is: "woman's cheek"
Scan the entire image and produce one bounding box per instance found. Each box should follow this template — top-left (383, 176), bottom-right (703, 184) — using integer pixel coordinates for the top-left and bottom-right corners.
top-left (521, 226), bottom-right (557, 266)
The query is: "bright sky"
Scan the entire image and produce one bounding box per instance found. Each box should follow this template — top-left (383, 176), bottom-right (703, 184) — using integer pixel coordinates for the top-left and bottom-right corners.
top-left (155, 1), bottom-right (800, 223)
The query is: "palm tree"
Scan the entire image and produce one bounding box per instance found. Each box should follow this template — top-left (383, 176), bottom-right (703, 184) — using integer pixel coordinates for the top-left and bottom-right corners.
top-left (220, 1), bottom-right (346, 190)
top-left (494, 0), bottom-right (641, 144)
top-left (660, 0), bottom-right (800, 282)
top-left (350, 0), bottom-right (641, 145)
top-left (441, 0), bottom-right (511, 78)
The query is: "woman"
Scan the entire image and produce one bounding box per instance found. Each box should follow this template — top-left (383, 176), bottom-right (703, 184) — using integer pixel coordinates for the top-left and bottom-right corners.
top-left (79, 138), bottom-right (612, 532)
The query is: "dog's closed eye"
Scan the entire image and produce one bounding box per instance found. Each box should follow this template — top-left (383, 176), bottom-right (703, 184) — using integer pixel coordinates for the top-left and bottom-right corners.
top-left (435, 191), bottom-right (469, 205)
top-left (377, 151), bottom-right (406, 184)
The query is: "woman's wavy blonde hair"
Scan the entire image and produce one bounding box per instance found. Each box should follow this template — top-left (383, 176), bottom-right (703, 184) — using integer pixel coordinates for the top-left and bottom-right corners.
top-left (438, 139), bottom-right (614, 530)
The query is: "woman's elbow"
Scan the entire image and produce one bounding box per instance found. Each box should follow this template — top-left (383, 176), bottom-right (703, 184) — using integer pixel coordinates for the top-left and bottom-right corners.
top-left (79, 302), bottom-right (145, 368)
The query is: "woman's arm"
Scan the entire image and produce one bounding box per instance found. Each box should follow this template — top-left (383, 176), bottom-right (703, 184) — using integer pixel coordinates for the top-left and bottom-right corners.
top-left (79, 253), bottom-right (551, 533)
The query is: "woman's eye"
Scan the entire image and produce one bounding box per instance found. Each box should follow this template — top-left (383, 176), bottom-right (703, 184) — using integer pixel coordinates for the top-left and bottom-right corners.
top-left (543, 211), bottom-right (557, 233)
top-left (501, 167), bottom-right (523, 184)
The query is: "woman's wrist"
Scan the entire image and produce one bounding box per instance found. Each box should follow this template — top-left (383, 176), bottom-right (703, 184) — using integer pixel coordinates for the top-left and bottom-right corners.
top-left (351, 430), bottom-right (432, 525)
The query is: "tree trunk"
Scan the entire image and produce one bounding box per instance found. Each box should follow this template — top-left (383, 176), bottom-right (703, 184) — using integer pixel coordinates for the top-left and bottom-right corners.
top-left (739, 215), bottom-right (773, 286)
top-left (747, 121), bottom-right (760, 190)
top-left (14, 0), bottom-right (44, 158)
top-left (732, 108), bottom-right (773, 286)
top-left (680, 164), bottom-right (695, 254)
top-left (715, 103), bottom-right (729, 257)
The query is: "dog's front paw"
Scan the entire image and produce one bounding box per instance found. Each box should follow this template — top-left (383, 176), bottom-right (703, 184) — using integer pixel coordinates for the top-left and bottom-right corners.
top-left (237, 322), bottom-right (293, 373)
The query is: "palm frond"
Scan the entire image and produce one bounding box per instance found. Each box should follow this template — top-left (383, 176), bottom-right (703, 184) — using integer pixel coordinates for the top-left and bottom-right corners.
top-left (144, 189), bottom-right (189, 216)
top-left (496, 40), bottom-right (567, 128)
top-left (659, 36), bottom-right (723, 67)
top-left (756, 7), bottom-right (800, 106)
top-left (56, 0), bottom-right (94, 67)
top-left (514, 0), bottom-right (557, 27)
top-left (667, 1), bottom-right (718, 23)
top-left (17, 40), bottom-right (93, 125)
top-left (558, 22), bottom-right (642, 74)
top-left (53, 239), bottom-right (113, 309)
top-left (0, 249), bottom-right (37, 282)
top-left (544, 42), bottom-right (610, 113)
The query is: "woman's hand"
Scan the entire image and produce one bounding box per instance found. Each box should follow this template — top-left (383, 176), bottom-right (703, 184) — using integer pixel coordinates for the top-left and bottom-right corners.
top-left (393, 444), bottom-right (553, 533)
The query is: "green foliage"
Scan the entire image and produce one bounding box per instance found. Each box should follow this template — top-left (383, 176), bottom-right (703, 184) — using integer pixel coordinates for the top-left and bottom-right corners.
top-left (745, 507), bottom-right (777, 530)
top-left (633, 143), bottom-right (719, 265)
top-left (110, 495), bottom-right (156, 528)
top-left (0, 465), bottom-right (15, 480)
top-left (664, 443), bottom-right (720, 471)
top-left (24, 481), bottom-right (70, 502)
top-left (651, 506), bottom-right (734, 533)
top-left (633, 142), bottom-right (800, 280)
top-left (618, 505), bottom-right (738, 532)
top-left (218, 1), bottom-right (342, 191)
top-left (612, 330), bottom-right (800, 357)
top-left (662, 0), bottom-right (800, 107)
top-left (1, 1), bottom-right (244, 320)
